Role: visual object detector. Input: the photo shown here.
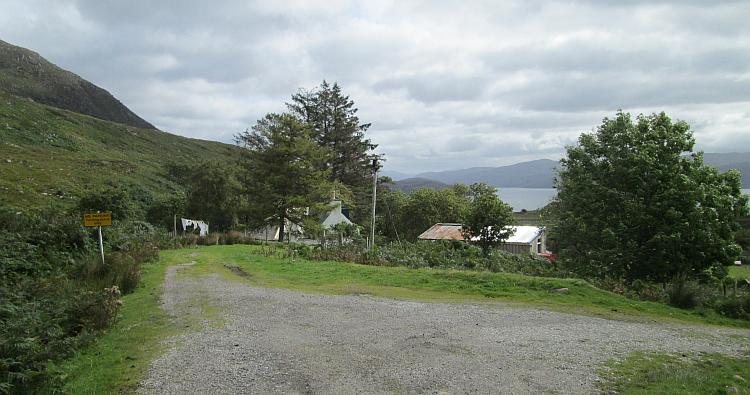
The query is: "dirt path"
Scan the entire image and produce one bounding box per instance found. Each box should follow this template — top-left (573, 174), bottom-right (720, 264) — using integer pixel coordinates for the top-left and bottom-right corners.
top-left (138, 263), bottom-right (750, 394)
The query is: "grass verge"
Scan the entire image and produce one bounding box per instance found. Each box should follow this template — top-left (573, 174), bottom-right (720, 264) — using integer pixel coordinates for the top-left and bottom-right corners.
top-left (180, 244), bottom-right (749, 327)
top-left (55, 254), bottom-right (179, 394)
top-left (597, 351), bottom-right (750, 394)
top-left (729, 265), bottom-right (750, 279)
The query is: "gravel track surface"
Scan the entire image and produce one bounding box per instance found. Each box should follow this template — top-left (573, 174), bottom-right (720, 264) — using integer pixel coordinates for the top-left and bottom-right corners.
top-left (138, 262), bottom-right (750, 394)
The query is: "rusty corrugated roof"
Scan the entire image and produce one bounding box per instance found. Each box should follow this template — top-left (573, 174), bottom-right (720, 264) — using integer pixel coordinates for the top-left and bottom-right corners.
top-left (417, 223), bottom-right (465, 240)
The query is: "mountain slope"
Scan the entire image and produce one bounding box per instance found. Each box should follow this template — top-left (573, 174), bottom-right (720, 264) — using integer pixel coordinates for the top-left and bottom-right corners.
top-left (0, 90), bottom-right (239, 209)
top-left (416, 159), bottom-right (558, 188)
top-left (0, 39), bottom-right (153, 129)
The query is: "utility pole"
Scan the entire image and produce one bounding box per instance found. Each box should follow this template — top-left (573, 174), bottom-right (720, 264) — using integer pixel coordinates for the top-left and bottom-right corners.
top-left (370, 158), bottom-right (378, 250)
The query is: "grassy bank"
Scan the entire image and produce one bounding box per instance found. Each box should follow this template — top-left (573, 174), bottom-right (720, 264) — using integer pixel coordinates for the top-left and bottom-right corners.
top-left (177, 244), bottom-right (748, 327)
top-left (598, 351), bottom-right (750, 394)
top-left (57, 256), bottom-right (177, 394)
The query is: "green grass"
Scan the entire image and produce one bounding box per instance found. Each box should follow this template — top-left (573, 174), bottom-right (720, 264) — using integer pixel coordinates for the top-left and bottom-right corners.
top-left (598, 351), bottom-right (750, 394)
top-left (512, 210), bottom-right (546, 226)
top-left (172, 244), bottom-right (750, 327)
top-left (0, 90), bottom-right (239, 210)
top-left (730, 265), bottom-right (750, 279)
top-left (56, 244), bottom-right (750, 393)
top-left (57, 255), bottom-right (178, 394)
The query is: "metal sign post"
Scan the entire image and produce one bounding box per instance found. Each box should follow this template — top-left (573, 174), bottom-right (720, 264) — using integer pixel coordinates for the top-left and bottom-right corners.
top-left (98, 226), bottom-right (105, 264)
top-left (83, 212), bottom-right (112, 265)
top-left (370, 158), bottom-right (378, 251)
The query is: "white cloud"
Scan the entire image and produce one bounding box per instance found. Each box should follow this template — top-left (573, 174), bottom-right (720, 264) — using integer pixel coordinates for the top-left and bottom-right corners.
top-left (0, 0), bottom-right (748, 173)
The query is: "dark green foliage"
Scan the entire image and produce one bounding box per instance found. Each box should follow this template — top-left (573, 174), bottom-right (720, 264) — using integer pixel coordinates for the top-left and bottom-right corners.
top-left (0, 205), bottom-right (160, 393)
top-left (301, 240), bottom-right (563, 278)
top-left (716, 296), bottom-right (750, 320)
top-left (667, 275), bottom-right (701, 309)
top-left (376, 184), bottom-right (471, 242)
top-left (236, 113), bottom-right (330, 241)
top-left (553, 112), bottom-right (748, 282)
top-left (167, 161), bottom-right (242, 231)
top-left (77, 185), bottom-right (150, 221)
top-left (462, 183), bottom-right (515, 256)
top-left (287, 80), bottom-right (377, 223)
top-left (147, 192), bottom-right (187, 230)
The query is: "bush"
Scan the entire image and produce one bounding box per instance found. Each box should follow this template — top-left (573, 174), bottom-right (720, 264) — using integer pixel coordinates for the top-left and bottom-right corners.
top-left (668, 276), bottom-right (701, 309)
top-left (630, 279), bottom-right (667, 302)
top-left (716, 296), bottom-right (750, 320)
top-left (298, 240), bottom-right (568, 278)
top-left (197, 234), bottom-right (220, 245)
top-left (0, 207), bottom-right (157, 393)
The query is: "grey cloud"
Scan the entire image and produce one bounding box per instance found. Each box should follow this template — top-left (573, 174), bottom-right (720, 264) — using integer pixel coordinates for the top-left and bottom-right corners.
top-left (373, 74), bottom-right (490, 103)
top-left (500, 74), bottom-right (750, 112)
top-left (1, 0), bottom-right (748, 173)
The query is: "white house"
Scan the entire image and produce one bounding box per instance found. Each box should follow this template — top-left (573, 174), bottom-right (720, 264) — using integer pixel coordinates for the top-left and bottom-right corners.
top-left (247, 199), bottom-right (354, 242)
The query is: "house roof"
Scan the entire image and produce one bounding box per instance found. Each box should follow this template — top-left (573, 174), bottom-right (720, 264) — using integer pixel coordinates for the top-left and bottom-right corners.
top-left (470, 225), bottom-right (544, 244)
top-left (417, 223), bottom-right (465, 240)
top-left (418, 223), bottom-right (544, 244)
top-left (321, 200), bottom-right (353, 228)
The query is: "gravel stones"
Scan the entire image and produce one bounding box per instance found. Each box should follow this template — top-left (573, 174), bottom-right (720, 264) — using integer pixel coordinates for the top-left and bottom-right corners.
top-left (138, 265), bottom-right (750, 394)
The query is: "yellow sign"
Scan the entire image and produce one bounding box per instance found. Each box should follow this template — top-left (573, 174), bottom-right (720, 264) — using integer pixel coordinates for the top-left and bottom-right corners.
top-left (83, 212), bottom-right (112, 227)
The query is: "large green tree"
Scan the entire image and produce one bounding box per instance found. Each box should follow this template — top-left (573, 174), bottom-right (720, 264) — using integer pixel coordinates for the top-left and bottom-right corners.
top-left (236, 113), bottom-right (329, 242)
top-left (287, 81), bottom-right (377, 223)
top-left (462, 183), bottom-right (515, 256)
top-left (553, 112), bottom-right (748, 282)
top-left (375, 184), bottom-right (472, 242)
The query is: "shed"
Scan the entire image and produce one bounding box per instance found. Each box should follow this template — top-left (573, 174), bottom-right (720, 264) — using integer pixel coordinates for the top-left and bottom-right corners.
top-left (417, 223), bottom-right (464, 241)
top-left (418, 223), bottom-right (547, 255)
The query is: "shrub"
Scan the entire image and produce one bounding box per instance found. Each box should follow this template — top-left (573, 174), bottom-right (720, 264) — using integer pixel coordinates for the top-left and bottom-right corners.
top-left (667, 276), bottom-right (701, 309)
top-left (716, 296), bottom-right (750, 320)
top-left (197, 234), bottom-right (220, 245)
top-left (0, 206), bottom-right (158, 393)
top-left (629, 279), bottom-right (667, 302)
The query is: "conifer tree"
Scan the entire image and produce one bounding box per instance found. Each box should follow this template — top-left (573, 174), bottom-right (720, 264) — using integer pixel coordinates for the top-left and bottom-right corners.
top-left (287, 81), bottom-right (378, 222)
top-left (236, 113), bottom-right (329, 242)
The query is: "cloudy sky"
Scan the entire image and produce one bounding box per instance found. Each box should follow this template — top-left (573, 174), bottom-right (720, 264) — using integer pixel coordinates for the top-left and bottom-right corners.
top-left (1, 0), bottom-right (749, 174)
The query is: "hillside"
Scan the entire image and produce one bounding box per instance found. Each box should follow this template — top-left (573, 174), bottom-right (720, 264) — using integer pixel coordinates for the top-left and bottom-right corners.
top-left (0, 90), bottom-right (239, 209)
top-left (0, 39), bottom-right (153, 129)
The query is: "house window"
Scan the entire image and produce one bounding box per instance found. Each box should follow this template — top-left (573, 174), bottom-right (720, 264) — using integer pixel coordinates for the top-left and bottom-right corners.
top-left (537, 238), bottom-right (542, 253)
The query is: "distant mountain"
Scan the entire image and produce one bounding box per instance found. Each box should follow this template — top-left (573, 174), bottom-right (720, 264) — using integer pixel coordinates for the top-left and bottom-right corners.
top-left (388, 178), bottom-right (449, 193)
top-left (380, 169), bottom-right (412, 181)
top-left (415, 159), bottom-right (558, 188)
top-left (407, 154), bottom-right (749, 189)
top-left (0, 39), bottom-right (154, 129)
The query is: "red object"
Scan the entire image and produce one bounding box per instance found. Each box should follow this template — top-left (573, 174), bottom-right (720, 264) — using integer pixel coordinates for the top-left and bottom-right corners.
top-left (540, 252), bottom-right (557, 263)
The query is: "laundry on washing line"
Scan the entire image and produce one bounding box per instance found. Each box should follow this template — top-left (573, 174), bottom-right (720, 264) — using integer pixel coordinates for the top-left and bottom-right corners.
top-left (181, 218), bottom-right (209, 236)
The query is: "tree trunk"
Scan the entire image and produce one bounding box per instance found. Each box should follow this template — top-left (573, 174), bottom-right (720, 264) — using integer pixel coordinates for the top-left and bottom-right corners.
top-left (278, 215), bottom-right (286, 242)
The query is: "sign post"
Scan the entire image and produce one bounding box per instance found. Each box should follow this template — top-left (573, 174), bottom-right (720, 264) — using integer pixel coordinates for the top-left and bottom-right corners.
top-left (83, 212), bottom-right (112, 265)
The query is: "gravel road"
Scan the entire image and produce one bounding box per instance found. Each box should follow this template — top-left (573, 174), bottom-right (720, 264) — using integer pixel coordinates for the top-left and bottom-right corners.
top-left (138, 262), bottom-right (750, 394)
